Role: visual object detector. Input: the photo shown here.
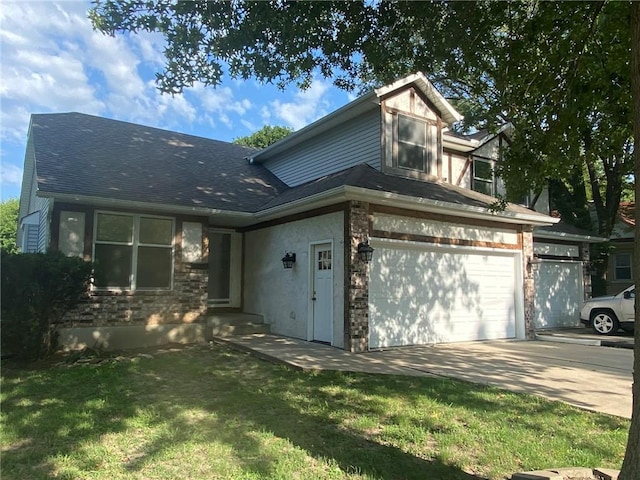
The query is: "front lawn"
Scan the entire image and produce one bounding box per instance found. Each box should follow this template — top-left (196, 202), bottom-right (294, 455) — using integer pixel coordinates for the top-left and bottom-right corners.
top-left (0, 344), bottom-right (629, 480)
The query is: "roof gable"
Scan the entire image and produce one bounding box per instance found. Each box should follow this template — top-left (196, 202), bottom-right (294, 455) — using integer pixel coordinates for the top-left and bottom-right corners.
top-left (250, 72), bottom-right (463, 163)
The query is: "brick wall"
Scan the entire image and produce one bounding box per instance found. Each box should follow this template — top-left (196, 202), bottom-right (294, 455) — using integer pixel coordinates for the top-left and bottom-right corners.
top-left (59, 266), bottom-right (208, 327)
top-left (345, 201), bottom-right (370, 352)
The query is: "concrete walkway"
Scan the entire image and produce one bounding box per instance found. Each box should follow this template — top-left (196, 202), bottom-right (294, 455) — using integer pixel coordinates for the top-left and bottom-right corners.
top-left (216, 334), bottom-right (633, 419)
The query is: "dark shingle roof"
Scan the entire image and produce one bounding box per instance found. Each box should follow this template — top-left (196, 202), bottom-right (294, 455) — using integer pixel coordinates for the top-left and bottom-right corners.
top-left (31, 113), bottom-right (288, 212)
top-left (261, 163), bottom-right (541, 218)
top-left (30, 113), bottom-right (549, 223)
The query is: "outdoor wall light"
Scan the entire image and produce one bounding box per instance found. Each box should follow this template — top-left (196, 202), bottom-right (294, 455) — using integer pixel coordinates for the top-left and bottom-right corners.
top-left (281, 252), bottom-right (296, 269)
top-left (357, 241), bottom-right (374, 263)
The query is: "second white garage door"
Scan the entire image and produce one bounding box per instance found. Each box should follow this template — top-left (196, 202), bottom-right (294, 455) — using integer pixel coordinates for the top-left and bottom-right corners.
top-left (369, 241), bottom-right (522, 349)
top-left (533, 260), bottom-right (583, 329)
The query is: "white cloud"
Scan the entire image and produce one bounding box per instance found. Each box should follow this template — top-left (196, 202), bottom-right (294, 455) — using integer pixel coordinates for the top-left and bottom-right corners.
top-left (269, 80), bottom-right (332, 129)
top-left (0, 162), bottom-right (23, 187)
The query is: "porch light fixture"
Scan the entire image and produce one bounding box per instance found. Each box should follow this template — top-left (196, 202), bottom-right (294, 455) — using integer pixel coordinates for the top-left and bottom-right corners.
top-left (281, 252), bottom-right (296, 269)
top-left (357, 241), bottom-right (374, 263)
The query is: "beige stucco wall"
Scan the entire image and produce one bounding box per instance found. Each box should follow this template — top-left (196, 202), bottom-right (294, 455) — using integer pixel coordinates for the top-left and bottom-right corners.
top-left (243, 211), bottom-right (345, 347)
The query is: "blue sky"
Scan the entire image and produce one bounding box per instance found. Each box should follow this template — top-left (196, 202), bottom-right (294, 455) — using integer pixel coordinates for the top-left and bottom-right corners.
top-left (0, 0), bottom-right (354, 201)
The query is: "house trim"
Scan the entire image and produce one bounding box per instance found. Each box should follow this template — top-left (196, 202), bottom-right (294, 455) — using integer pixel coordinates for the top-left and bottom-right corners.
top-left (371, 230), bottom-right (522, 251)
top-left (242, 203), bottom-right (350, 232)
top-left (37, 191), bottom-right (253, 222)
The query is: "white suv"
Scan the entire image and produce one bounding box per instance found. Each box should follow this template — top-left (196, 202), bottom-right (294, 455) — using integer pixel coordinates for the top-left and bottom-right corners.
top-left (580, 285), bottom-right (635, 335)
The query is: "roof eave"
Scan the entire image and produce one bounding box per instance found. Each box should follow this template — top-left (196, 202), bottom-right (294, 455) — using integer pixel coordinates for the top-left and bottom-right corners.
top-left (534, 229), bottom-right (608, 244)
top-left (343, 186), bottom-right (557, 227)
top-left (374, 72), bottom-right (464, 125)
top-left (255, 185), bottom-right (558, 227)
top-left (37, 191), bottom-right (255, 222)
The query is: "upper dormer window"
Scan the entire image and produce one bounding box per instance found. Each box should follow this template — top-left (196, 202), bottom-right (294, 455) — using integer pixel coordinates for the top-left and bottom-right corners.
top-left (384, 112), bottom-right (438, 180)
top-left (397, 114), bottom-right (430, 172)
top-left (472, 157), bottom-right (495, 196)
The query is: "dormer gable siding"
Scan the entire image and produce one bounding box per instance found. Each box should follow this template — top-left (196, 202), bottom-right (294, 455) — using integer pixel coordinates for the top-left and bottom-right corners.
top-left (380, 86), bottom-right (444, 182)
top-left (262, 108), bottom-right (381, 187)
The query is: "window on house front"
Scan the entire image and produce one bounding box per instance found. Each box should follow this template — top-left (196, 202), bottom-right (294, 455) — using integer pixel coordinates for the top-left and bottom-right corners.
top-left (93, 212), bottom-right (174, 290)
top-left (614, 253), bottom-right (632, 281)
top-left (397, 114), bottom-right (429, 172)
top-left (472, 158), bottom-right (495, 196)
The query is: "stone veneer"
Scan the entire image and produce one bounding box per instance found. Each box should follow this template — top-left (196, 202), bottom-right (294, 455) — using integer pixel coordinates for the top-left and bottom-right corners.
top-left (522, 227), bottom-right (536, 340)
top-left (581, 242), bottom-right (592, 300)
top-left (59, 265), bottom-right (208, 327)
top-left (345, 201), bottom-right (371, 352)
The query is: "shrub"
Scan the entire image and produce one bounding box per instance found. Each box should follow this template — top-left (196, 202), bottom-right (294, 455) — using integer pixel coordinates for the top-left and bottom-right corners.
top-left (1, 252), bottom-right (93, 361)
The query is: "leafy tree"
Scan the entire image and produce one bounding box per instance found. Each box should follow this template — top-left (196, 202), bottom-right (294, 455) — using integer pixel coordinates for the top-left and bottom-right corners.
top-left (0, 198), bottom-right (19, 254)
top-left (90, 1), bottom-right (640, 476)
top-left (233, 125), bottom-right (293, 148)
top-left (1, 252), bottom-right (93, 361)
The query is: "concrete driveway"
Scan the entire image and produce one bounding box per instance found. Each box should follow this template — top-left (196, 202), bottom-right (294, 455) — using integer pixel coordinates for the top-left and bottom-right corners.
top-left (369, 341), bottom-right (633, 418)
top-left (219, 335), bottom-right (633, 418)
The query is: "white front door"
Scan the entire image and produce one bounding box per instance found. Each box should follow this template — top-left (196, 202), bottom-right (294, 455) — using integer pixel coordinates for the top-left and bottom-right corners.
top-left (312, 243), bottom-right (333, 343)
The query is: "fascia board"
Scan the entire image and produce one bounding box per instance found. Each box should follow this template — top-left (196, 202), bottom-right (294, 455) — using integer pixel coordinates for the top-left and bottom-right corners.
top-left (442, 135), bottom-right (477, 152)
top-left (36, 191), bottom-right (254, 220)
top-left (375, 72), bottom-right (464, 125)
top-left (343, 186), bottom-right (558, 227)
top-left (533, 230), bottom-right (608, 244)
top-left (254, 187), bottom-right (349, 221)
top-left (255, 184), bottom-right (558, 227)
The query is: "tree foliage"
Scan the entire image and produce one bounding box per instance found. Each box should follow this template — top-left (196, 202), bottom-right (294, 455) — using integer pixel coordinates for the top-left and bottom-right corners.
top-left (1, 252), bottom-right (93, 361)
top-left (90, 1), bottom-right (632, 234)
top-left (233, 125), bottom-right (293, 149)
top-left (0, 198), bottom-right (19, 254)
top-left (91, 1), bottom-right (640, 476)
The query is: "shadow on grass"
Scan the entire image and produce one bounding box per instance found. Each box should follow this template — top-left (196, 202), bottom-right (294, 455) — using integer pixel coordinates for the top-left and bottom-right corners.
top-left (1, 345), bottom-right (629, 479)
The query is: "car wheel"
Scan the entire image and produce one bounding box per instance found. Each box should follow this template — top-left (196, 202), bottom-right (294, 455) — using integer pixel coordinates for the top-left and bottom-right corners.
top-left (591, 311), bottom-right (620, 335)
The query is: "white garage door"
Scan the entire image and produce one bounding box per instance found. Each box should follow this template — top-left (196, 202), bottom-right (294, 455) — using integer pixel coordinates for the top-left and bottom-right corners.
top-left (533, 261), bottom-right (583, 329)
top-left (369, 241), bottom-right (521, 349)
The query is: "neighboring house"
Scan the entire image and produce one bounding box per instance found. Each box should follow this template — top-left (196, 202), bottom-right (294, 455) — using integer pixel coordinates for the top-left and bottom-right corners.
top-left (17, 72), bottom-right (598, 352)
top-left (606, 201), bottom-right (635, 295)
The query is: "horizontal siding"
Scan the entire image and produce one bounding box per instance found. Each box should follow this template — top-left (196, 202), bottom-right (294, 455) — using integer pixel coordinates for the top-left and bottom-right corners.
top-left (24, 224), bottom-right (39, 253)
top-left (265, 109), bottom-right (381, 187)
top-left (36, 197), bottom-right (51, 253)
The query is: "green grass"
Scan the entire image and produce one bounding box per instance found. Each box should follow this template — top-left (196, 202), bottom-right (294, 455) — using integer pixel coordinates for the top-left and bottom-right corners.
top-left (0, 344), bottom-right (629, 480)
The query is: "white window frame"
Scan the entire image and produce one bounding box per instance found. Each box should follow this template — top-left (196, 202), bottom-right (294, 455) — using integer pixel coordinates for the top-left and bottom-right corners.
top-left (395, 114), bottom-right (430, 173)
top-left (93, 211), bottom-right (175, 291)
top-left (614, 252), bottom-right (632, 281)
top-left (472, 157), bottom-right (495, 196)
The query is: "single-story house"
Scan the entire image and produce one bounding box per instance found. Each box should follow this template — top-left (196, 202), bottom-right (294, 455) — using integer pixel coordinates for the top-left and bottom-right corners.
top-left (17, 72), bottom-right (599, 351)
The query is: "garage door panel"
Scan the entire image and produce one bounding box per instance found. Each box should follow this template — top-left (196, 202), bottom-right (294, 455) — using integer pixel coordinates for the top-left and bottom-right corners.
top-left (370, 245), bottom-right (518, 348)
top-left (534, 261), bottom-right (582, 329)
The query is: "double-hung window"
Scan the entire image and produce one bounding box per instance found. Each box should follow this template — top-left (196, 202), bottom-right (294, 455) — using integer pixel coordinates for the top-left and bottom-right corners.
top-left (614, 253), bottom-right (632, 281)
top-left (93, 212), bottom-right (174, 290)
top-left (397, 114), bottom-right (429, 172)
top-left (472, 158), bottom-right (495, 196)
